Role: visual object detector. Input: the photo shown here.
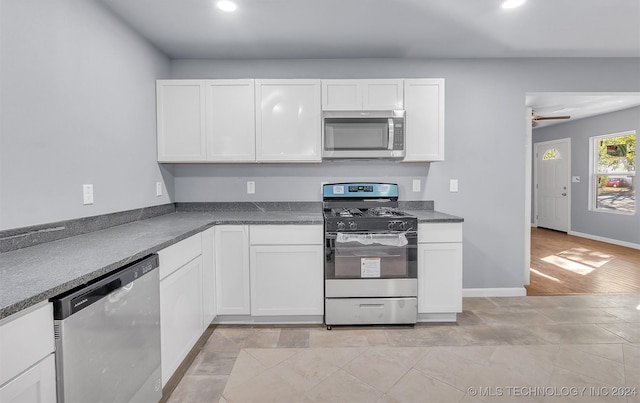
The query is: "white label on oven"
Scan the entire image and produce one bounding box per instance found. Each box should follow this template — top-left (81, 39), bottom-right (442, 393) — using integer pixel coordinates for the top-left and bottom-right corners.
top-left (332, 185), bottom-right (344, 195)
top-left (361, 258), bottom-right (381, 278)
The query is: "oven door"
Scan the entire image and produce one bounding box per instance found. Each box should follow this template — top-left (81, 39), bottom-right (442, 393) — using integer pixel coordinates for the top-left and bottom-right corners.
top-left (325, 231), bottom-right (417, 280)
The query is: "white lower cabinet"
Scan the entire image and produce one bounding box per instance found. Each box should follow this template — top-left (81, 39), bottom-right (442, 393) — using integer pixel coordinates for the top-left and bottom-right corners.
top-left (250, 244), bottom-right (323, 316)
top-left (201, 228), bottom-right (216, 327)
top-left (417, 223), bottom-right (463, 321)
top-left (158, 234), bottom-right (204, 387)
top-left (0, 354), bottom-right (56, 403)
top-left (214, 224), bottom-right (324, 322)
top-left (0, 303), bottom-right (56, 403)
top-left (214, 225), bottom-right (250, 315)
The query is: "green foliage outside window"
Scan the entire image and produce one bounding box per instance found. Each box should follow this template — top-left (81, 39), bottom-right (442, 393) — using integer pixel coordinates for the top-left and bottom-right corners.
top-left (597, 134), bottom-right (636, 173)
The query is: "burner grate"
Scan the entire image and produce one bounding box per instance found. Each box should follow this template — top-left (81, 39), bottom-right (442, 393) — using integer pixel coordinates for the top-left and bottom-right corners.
top-left (331, 208), bottom-right (363, 218)
top-left (367, 207), bottom-right (406, 217)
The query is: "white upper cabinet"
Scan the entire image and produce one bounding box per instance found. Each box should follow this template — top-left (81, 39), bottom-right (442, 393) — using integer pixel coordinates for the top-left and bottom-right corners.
top-left (157, 79), bottom-right (255, 163)
top-left (255, 79), bottom-right (321, 162)
top-left (322, 79), bottom-right (404, 110)
top-left (157, 80), bottom-right (207, 162)
top-left (205, 80), bottom-right (256, 162)
top-left (403, 79), bottom-right (445, 162)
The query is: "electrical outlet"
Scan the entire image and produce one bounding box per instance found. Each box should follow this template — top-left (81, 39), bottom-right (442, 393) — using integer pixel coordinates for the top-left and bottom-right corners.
top-left (83, 184), bottom-right (94, 205)
top-left (156, 182), bottom-right (163, 196)
top-left (449, 179), bottom-right (459, 193)
top-left (412, 179), bottom-right (421, 192)
top-left (572, 176), bottom-right (580, 183)
top-left (247, 181), bottom-right (255, 194)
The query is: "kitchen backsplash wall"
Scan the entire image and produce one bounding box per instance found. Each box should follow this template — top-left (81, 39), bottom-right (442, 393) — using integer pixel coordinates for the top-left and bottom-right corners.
top-left (172, 57), bottom-right (640, 290)
top-left (173, 161), bottom-right (430, 202)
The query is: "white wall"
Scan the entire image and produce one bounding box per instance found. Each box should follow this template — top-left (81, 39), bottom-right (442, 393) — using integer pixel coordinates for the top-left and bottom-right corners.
top-left (171, 58), bottom-right (640, 289)
top-left (0, 0), bottom-right (172, 230)
top-left (534, 106), bottom-right (640, 246)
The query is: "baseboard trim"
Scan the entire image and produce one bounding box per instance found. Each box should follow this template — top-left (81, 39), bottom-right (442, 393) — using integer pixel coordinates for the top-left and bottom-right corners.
top-left (463, 287), bottom-right (527, 297)
top-left (568, 231), bottom-right (640, 250)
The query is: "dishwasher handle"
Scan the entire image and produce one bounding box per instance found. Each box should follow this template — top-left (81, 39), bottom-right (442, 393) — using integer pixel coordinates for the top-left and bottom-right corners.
top-left (52, 254), bottom-right (159, 320)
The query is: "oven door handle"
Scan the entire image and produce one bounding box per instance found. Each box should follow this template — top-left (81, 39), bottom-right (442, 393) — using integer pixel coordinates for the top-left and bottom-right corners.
top-left (326, 231), bottom-right (417, 239)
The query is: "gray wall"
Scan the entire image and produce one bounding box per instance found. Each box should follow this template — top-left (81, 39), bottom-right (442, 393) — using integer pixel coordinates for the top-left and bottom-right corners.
top-left (172, 58), bottom-right (640, 289)
top-left (0, 0), bottom-right (172, 230)
top-left (533, 106), bottom-right (640, 245)
top-left (1, 2), bottom-right (638, 291)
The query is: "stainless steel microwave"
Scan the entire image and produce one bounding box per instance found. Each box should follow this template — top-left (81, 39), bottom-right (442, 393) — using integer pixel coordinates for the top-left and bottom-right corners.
top-left (322, 110), bottom-right (405, 159)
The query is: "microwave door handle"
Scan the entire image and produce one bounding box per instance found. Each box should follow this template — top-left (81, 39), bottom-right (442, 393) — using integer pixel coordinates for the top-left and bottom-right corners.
top-left (388, 118), bottom-right (394, 150)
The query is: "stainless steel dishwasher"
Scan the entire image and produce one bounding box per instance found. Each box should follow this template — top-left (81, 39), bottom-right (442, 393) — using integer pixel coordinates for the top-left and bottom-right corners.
top-left (52, 254), bottom-right (161, 403)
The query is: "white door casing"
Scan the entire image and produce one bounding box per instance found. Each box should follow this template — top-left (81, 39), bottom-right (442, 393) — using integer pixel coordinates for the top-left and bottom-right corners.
top-left (535, 138), bottom-right (571, 232)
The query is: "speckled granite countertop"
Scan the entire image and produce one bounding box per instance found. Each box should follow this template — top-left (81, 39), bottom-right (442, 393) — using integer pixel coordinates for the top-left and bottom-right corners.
top-left (0, 206), bottom-right (462, 320)
top-left (406, 209), bottom-right (465, 223)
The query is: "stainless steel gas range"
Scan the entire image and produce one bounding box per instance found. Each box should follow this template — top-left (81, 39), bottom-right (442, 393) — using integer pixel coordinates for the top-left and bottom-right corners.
top-left (323, 183), bottom-right (418, 329)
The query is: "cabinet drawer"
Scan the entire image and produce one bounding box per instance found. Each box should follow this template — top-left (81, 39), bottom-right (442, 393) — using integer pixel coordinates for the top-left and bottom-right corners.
top-left (158, 233), bottom-right (202, 280)
top-left (0, 303), bottom-right (54, 386)
top-left (250, 225), bottom-right (323, 245)
top-left (418, 223), bottom-right (463, 243)
top-left (325, 298), bottom-right (417, 325)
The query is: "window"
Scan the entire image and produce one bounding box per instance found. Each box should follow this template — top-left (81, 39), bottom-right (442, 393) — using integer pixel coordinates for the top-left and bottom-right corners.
top-left (590, 131), bottom-right (635, 214)
top-left (543, 148), bottom-right (560, 160)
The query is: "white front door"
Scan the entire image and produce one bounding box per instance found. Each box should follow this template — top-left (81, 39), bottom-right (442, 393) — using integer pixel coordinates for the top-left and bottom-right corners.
top-left (535, 138), bottom-right (570, 232)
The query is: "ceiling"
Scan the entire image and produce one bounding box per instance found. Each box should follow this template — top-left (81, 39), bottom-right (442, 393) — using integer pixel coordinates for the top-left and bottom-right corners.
top-left (98, 0), bottom-right (640, 60)
top-left (526, 93), bottom-right (640, 129)
top-left (96, 0), bottom-right (640, 128)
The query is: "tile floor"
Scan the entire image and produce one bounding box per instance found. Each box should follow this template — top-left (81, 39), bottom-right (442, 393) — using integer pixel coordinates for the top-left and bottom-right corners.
top-left (167, 294), bottom-right (640, 402)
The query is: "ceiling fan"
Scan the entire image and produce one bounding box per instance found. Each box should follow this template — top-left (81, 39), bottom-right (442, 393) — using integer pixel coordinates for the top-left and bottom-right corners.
top-left (531, 112), bottom-right (571, 127)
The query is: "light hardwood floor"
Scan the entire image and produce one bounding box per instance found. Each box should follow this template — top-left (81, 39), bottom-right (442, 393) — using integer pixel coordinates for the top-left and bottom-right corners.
top-left (527, 227), bottom-right (640, 295)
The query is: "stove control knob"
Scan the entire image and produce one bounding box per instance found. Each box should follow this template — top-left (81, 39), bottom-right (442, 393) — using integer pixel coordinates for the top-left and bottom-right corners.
top-left (337, 222), bottom-right (346, 230)
top-left (348, 221), bottom-right (358, 230)
top-left (387, 221), bottom-right (396, 231)
top-left (398, 221), bottom-right (407, 231)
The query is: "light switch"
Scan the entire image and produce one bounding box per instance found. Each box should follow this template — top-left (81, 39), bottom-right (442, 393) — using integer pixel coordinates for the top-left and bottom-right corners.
top-left (156, 182), bottom-right (163, 196)
top-left (449, 179), bottom-right (459, 193)
top-left (83, 184), bottom-right (94, 205)
top-left (247, 181), bottom-right (255, 194)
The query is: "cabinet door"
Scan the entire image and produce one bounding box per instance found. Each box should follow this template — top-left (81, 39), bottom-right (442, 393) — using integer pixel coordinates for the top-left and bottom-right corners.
top-left (322, 80), bottom-right (362, 110)
top-left (362, 80), bottom-right (404, 110)
top-left (0, 303), bottom-right (54, 387)
top-left (205, 80), bottom-right (256, 162)
top-left (214, 226), bottom-right (250, 315)
top-left (403, 79), bottom-right (445, 162)
top-left (0, 354), bottom-right (56, 403)
top-left (417, 242), bottom-right (462, 314)
top-left (255, 79), bottom-right (321, 162)
top-left (157, 80), bottom-right (207, 162)
top-left (160, 256), bottom-right (203, 386)
top-left (250, 245), bottom-right (324, 316)
top-left (201, 228), bottom-right (216, 327)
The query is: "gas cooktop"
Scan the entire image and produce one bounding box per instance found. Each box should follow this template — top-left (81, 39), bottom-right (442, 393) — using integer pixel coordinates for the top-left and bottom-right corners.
top-left (322, 183), bottom-right (417, 232)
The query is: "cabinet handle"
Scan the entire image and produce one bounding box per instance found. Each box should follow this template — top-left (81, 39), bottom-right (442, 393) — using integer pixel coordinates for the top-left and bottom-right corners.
top-left (359, 304), bottom-right (385, 309)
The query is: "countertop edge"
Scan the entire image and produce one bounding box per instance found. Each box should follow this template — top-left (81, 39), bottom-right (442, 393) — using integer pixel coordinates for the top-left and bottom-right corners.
top-left (0, 210), bottom-right (461, 320)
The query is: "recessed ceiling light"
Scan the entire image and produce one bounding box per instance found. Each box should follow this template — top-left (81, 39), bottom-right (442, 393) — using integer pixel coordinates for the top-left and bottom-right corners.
top-left (501, 0), bottom-right (526, 9)
top-left (216, 0), bottom-right (237, 12)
